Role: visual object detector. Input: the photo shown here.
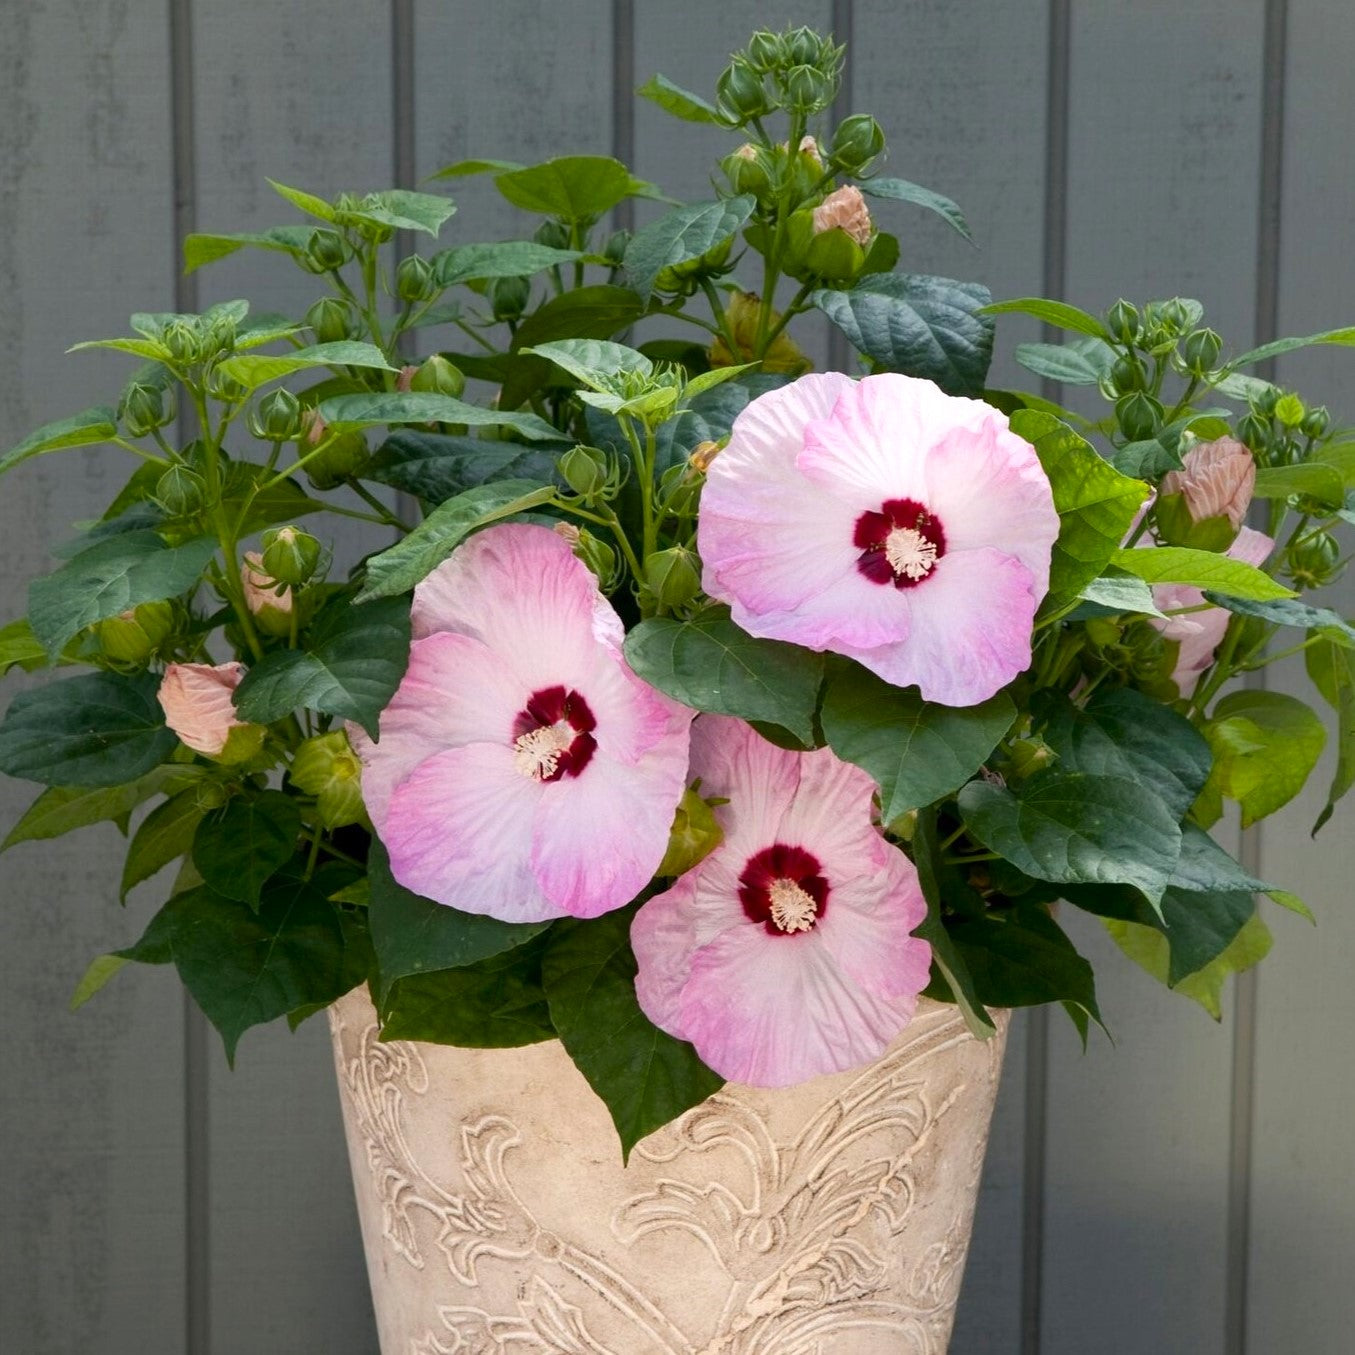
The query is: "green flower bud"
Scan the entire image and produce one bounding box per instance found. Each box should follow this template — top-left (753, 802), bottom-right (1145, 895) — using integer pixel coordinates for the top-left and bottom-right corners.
top-left (261, 525), bottom-right (324, 585)
top-left (746, 29), bottom-right (782, 72)
top-left (216, 722), bottom-right (268, 767)
top-left (248, 387), bottom-right (303, 441)
top-left (97, 600), bottom-right (176, 665)
top-left (721, 144), bottom-right (774, 199)
top-left (1105, 299), bottom-right (1140, 344)
top-left (486, 273), bottom-right (531, 321)
top-left (558, 444), bottom-right (610, 499)
top-left (1302, 405), bottom-right (1331, 439)
top-left (1159, 298), bottom-right (1190, 333)
top-left (534, 219), bottom-right (572, 250)
top-left (643, 546), bottom-right (702, 609)
top-left (602, 229), bottom-right (631, 267)
top-left (557, 523), bottom-right (617, 585)
top-left (1236, 412), bottom-right (1271, 452)
top-left (1116, 391), bottom-right (1164, 442)
top-left (829, 114), bottom-right (886, 172)
top-left (122, 382), bottom-right (173, 438)
top-left (204, 365), bottom-right (247, 403)
top-left (305, 296), bottom-right (356, 344)
top-left (654, 236), bottom-right (733, 295)
top-left (1274, 392), bottom-right (1305, 428)
top-left (803, 223), bottom-right (867, 283)
top-left (153, 464), bottom-right (208, 517)
top-left (395, 253), bottom-right (436, 303)
top-left (303, 228), bottom-right (348, 273)
top-left (781, 63), bottom-right (834, 114)
top-left (1110, 355), bottom-right (1146, 394)
top-left (784, 25), bottom-right (822, 67)
top-left (1183, 327), bottom-right (1223, 375)
top-left (409, 354), bottom-right (466, 398)
top-left (163, 319), bottom-right (201, 365)
top-left (657, 786), bottom-right (725, 877)
top-left (1290, 530), bottom-right (1342, 590)
top-left (716, 59), bottom-right (771, 123)
top-left (303, 429), bottom-right (369, 491)
top-left (1251, 385), bottom-right (1279, 416)
top-left (290, 731), bottom-right (367, 830)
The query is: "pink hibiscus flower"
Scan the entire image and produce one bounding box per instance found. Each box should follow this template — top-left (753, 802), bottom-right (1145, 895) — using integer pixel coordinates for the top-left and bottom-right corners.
top-left (356, 524), bottom-right (693, 923)
top-left (631, 716), bottom-right (932, 1087)
top-left (698, 372), bottom-right (1059, 706)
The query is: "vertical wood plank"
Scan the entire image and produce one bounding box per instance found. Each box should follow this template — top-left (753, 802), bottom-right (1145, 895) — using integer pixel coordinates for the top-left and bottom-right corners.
top-left (1042, 6), bottom-right (1267, 1352)
top-left (189, 4), bottom-right (394, 1349)
top-left (0, 4), bottom-right (188, 1353)
top-left (1246, 5), bottom-right (1355, 1349)
top-left (849, 4), bottom-right (1050, 1346)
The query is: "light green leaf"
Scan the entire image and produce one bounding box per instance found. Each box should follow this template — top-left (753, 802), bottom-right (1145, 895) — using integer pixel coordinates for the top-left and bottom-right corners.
top-left (215, 341), bottom-right (398, 391)
top-left (1253, 462), bottom-right (1346, 506)
top-left (120, 787), bottom-right (208, 900)
top-left (68, 337), bottom-right (171, 362)
top-left (0, 618), bottom-right (50, 675)
top-left (820, 656), bottom-right (1014, 820)
top-left (70, 954), bottom-right (131, 1011)
top-left (637, 73), bottom-right (722, 124)
top-left (1112, 546), bottom-right (1293, 600)
top-left (1, 767), bottom-right (189, 852)
top-left (523, 338), bottom-right (652, 390)
top-left (982, 297), bottom-right (1105, 336)
top-left (1305, 638), bottom-right (1355, 833)
top-left (357, 480), bottom-right (557, 601)
top-left (182, 225), bottom-right (314, 273)
top-left (343, 188), bottom-right (456, 236)
top-left (861, 177), bottom-right (973, 243)
top-left (680, 363), bottom-right (759, 401)
top-left (1, 406), bottom-right (118, 476)
top-left (433, 240), bottom-right (584, 287)
top-left (622, 197), bottom-right (755, 302)
top-left (1076, 572), bottom-right (1166, 618)
top-left (1226, 327), bottom-right (1355, 371)
top-left (495, 156), bottom-right (649, 223)
top-left (429, 157), bottom-right (525, 180)
top-left (266, 178), bottom-right (336, 222)
top-left (317, 391), bottom-right (559, 442)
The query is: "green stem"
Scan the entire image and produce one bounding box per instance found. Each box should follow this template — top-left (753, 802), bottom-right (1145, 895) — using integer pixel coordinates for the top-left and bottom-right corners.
top-left (344, 478), bottom-right (413, 532)
top-left (758, 281), bottom-right (813, 354)
top-left (111, 437), bottom-right (172, 467)
top-left (453, 316), bottom-right (499, 353)
top-left (1240, 634), bottom-right (1323, 670)
top-left (699, 278), bottom-right (742, 358)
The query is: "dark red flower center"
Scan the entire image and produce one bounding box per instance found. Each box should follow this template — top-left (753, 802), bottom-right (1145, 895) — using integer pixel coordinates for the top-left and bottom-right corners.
top-left (511, 685), bottom-right (597, 782)
top-left (853, 497), bottom-right (946, 588)
top-left (738, 843), bottom-right (830, 936)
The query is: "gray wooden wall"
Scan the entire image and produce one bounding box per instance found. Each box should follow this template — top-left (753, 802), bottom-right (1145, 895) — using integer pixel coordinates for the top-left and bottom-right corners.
top-left (2, 3), bottom-right (1352, 1351)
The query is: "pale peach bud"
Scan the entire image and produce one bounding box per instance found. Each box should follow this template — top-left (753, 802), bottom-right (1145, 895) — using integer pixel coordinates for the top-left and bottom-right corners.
top-left (553, 522), bottom-right (582, 546)
top-left (733, 142), bottom-right (759, 162)
top-left (812, 184), bottom-right (873, 246)
top-left (240, 552), bottom-right (294, 620)
top-left (1161, 437), bottom-right (1255, 530)
top-left (396, 364), bottom-right (418, 392)
top-left (798, 134), bottom-right (823, 167)
top-left (158, 662), bottom-right (249, 757)
top-left (301, 408), bottom-right (328, 446)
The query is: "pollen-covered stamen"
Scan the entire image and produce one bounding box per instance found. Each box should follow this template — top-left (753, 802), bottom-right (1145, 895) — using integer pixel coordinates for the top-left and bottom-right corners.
top-left (854, 497), bottom-right (947, 589)
top-left (511, 684), bottom-right (597, 782)
top-left (738, 843), bottom-right (830, 936)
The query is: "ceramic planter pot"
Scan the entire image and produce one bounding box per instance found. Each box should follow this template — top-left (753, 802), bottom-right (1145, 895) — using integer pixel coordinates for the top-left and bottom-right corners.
top-left (329, 984), bottom-right (1009, 1355)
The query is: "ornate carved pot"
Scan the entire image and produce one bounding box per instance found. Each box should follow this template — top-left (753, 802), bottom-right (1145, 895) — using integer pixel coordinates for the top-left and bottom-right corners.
top-left (328, 984), bottom-right (1009, 1355)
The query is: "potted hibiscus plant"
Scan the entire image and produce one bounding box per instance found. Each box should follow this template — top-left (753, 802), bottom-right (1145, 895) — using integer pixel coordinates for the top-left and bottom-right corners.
top-left (2, 25), bottom-right (1353, 1354)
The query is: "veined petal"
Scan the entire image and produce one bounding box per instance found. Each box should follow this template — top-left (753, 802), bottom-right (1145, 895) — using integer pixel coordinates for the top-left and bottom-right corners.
top-left (816, 861), bottom-right (932, 1002)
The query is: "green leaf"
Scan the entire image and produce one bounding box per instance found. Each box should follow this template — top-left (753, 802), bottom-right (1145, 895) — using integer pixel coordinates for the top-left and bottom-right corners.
top-left (1014, 340), bottom-right (1114, 386)
top-left (623, 197), bottom-right (756, 302)
top-left (982, 297), bottom-right (1105, 336)
top-left (366, 838), bottom-right (549, 1001)
top-left (819, 656), bottom-right (1013, 820)
top-left (523, 338), bottom-right (651, 390)
top-left (0, 671), bottom-right (177, 787)
top-left (215, 341), bottom-right (398, 391)
top-left (343, 188), bottom-right (456, 236)
top-left (428, 157), bottom-right (525, 180)
top-left (233, 594), bottom-right (411, 738)
top-left (432, 240), bottom-right (584, 287)
top-left (958, 770), bottom-right (1182, 908)
top-left (624, 610), bottom-right (824, 745)
top-left (166, 874), bottom-right (351, 1061)
top-left (0, 619), bottom-right (52, 675)
top-left (1110, 438), bottom-right (1185, 479)
top-left (1201, 690), bottom-right (1327, 827)
top-left (542, 909), bottom-right (723, 1160)
top-left (1226, 327), bottom-right (1355, 371)
top-left (1111, 546), bottom-right (1293, 600)
top-left (120, 787), bottom-right (207, 900)
top-left (1252, 462), bottom-right (1346, 506)
top-left (366, 430), bottom-right (566, 505)
top-left (680, 363), bottom-right (760, 401)
top-left (317, 391), bottom-right (559, 442)
top-left (1076, 572), bottom-right (1165, 618)
top-left (494, 156), bottom-right (650, 222)
top-left (1, 767), bottom-right (190, 852)
top-left (860, 177), bottom-right (973, 243)
top-left (219, 461), bottom-right (326, 535)
top-left (182, 225), bottom-right (314, 273)
top-left (947, 904), bottom-right (1101, 1020)
top-left (1036, 687), bottom-right (1212, 820)
top-left (1, 406), bottom-right (118, 477)
top-left (510, 285), bottom-right (650, 351)
top-left (379, 940), bottom-right (556, 1047)
top-left (357, 479), bottom-right (557, 602)
top-left (1306, 639), bottom-right (1355, 833)
top-left (811, 273), bottom-right (995, 396)
top-left (1202, 593), bottom-right (1355, 648)
top-left (1009, 410), bottom-right (1150, 610)
top-left (636, 73), bottom-right (722, 124)
top-left (266, 178), bottom-right (336, 221)
top-left (27, 532), bottom-right (217, 659)
top-left (910, 808), bottom-right (996, 1039)
top-left (68, 337), bottom-right (171, 363)
top-left (192, 791), bottom-right (302, 908)
top-left (69, 954), bottom-right (131, 1011)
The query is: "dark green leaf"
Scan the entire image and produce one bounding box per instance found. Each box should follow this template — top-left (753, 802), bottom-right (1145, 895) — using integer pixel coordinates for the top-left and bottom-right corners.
top-left (1014, 340), bottom-right (1114, 386)
top-left (511, 285), bottom-right (649, 350)
top-left (623, 197), bottom-right (755, 302)
top-left (1202, 593), bottom-right (1355, 648)
top-left (543, 909), bottom-right (723, 1160)
top-left (820, 656), bottom-right (1013, 821)
top-left (357, 480), bottom-right (557, 602)
top-left (981, 297), bottom-right (1104, 335)
top-left (317, 391), bottom-right (559, 441)
top-left (624, 610), bottom-right (824, 745)
top-left (215, 341), bottom-right (398, 391)
top-left (1111, 439), bottom-right (1184, 479)
top-left (433, 240), bottom-right (584, 287)
top-left (233, 594), bottom-right (411, 737)
top-left (958, 770), bottom-right (1182, 909)
top-left (0, 671), bottom-right (177, 786)
top-left (811, 273), bottom-right (994, 396)
top-left (28, 531), bottom-right (217, 658)
top-left (367, 838), bottom-right (549, 1001)
top-left (1226, 327), bottom-right (1355, 371)
top-left (192, 790), bottom-right (303, 908)
top-left (219, 461), bottom-right (326, 535)
top-left (366, 430), bottom-right (566, 505)
top-left (861, 177), bottom-right (973, 243)
top-left (636, 73), bottom-right (722, 124)
top-left (0, 405), bottom-right (118, 477)
top-left (120, 787), bottom-right (207, 900)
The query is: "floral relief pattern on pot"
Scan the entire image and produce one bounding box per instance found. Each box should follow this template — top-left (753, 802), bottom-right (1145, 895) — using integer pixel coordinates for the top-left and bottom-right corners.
top-left (329, 986), bottom-right (1009, 1355)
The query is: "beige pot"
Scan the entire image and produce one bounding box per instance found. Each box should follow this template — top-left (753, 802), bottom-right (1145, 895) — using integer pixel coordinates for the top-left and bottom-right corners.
top-left (328, 984), bottom-right (1009, 1355)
